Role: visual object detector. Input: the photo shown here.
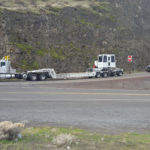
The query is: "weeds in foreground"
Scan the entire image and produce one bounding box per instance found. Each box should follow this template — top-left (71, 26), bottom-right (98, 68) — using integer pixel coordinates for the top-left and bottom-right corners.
top-left (1, 127), bottom-right (150, 150)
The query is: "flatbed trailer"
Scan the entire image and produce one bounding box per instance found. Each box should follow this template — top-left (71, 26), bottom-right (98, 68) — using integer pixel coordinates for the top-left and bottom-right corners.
top-left (21, 67), bottom-right (123, 81)
top-left (21, 68), bottom-right (96, 81)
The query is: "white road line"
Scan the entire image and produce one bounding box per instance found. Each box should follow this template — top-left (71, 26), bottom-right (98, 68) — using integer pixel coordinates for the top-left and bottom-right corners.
top-left (0, 98), bottom-right (150, 102)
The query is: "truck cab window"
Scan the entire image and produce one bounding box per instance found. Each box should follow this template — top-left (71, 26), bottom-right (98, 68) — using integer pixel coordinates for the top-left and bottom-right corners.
top-left (1, 62), bottom-right (5, 67)
top-left (111, 56), bottom-right (115, 62)
top-left (103, 56), bottom-right (107, 62)
top-left (99, 56), bottom-right (102, 62)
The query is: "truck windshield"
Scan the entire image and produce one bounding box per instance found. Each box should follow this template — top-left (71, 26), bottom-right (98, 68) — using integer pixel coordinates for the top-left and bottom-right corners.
top-left (1, 62), bottom-right (5, 67)
top-left (99, 56), bottom-right (102, 62)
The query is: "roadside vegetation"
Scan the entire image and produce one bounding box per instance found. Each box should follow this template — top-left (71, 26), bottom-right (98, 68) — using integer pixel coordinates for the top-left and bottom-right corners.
top-left (1, 126), bottom-right (150, 150)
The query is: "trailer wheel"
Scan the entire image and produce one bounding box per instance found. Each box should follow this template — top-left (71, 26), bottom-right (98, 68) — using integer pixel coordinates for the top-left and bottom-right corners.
top-left (117, 71), bottom-right (123, 76)
top-left (96, 72), bottom-right (101, 78)
top-left (102, 72), bottom-right (108, 78)
top-left (38, 74), bottom-right (47, 81)
top-left (29, 74), bottom-right (38, 81)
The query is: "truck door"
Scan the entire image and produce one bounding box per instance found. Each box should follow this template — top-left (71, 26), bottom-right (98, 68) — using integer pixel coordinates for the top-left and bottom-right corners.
top-left (0, 61), bottom-right (6, 73)
top-left (103, 55), bottom-right (108, 68)
top-left (111, 55), bottom-right (116, 68)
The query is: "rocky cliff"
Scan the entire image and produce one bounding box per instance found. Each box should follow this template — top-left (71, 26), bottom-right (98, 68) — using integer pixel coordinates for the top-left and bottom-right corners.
top-left (0, 0), bottom-right (150, 72)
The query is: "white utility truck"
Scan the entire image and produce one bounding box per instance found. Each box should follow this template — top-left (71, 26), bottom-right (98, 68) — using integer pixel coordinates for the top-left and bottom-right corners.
top-left (0, 54), bottom-right (123, 81)
top-left (93, 54), bottom-right (123, 78)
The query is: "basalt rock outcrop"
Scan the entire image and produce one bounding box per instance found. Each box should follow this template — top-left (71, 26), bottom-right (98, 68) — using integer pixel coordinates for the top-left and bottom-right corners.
top-left (0, 0), bottom-right (150, 72)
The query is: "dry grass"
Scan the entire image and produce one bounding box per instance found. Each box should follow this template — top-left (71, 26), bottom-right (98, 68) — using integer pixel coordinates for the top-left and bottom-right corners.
top-left (0, 0), bottom-right (100, 11)
top-left (0, 121), bottom-right (24, 140)
top-left (52, 133), bottom-right (76, 146)
top-left (1, 126), bottom-right (150, 150)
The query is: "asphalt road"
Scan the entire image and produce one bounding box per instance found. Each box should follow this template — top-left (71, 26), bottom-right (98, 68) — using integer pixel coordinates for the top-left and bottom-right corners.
top-left (0, 73), bottom-right (150, 133)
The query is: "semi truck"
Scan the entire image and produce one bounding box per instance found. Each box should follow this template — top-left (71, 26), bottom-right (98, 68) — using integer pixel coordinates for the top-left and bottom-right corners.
top-left (0, 54), bottom-right (123, 81)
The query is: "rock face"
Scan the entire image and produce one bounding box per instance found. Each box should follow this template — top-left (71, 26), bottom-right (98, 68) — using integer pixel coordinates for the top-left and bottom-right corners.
top-left (0, 0), bottom-right (150, 72)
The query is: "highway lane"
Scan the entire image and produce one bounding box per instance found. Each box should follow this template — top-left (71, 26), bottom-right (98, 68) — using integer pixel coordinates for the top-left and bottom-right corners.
top-left (0, 78), bottom-right (150, 133)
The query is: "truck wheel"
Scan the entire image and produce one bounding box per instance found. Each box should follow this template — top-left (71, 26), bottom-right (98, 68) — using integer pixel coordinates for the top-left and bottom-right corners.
top-left (117, 71), bottom-right (123, 76)
top-left (96, 72), bottom-right (101, 78)
top-left (22, 73), bottom-right (28, 80)
top-left (29, 74), bottom-right (37, 81)
top-left (102, 72), bottom-right (108, 78)
top-left (38, 74), bottom-right (47, 81)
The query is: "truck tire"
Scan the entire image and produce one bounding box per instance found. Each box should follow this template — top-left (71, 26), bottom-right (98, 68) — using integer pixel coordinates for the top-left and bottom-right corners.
top-left (38, 74), bottom-right (47, 81)
top-left (96, 72), bottom-right (101, 78)
top-left (29, 74), bottom-right (38, 81)
top-left (117, 71), bottom-right (123, 76)
top-left (22, 73), bottom-right (28, 80)
top-left (102, 72), bottom-right (108, 78)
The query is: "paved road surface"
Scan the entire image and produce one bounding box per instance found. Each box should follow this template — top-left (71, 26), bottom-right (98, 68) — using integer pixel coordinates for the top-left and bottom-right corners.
top-left (0, 73), bottom-right (150, 133)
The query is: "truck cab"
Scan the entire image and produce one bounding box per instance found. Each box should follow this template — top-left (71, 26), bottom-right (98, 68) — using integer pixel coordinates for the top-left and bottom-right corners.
top-left (0, 56), bottom-right (16, 74)
top-left (94, 54), bottom-right (116, 69)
